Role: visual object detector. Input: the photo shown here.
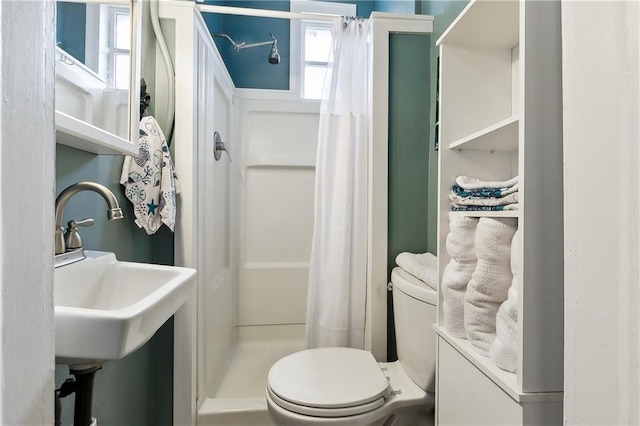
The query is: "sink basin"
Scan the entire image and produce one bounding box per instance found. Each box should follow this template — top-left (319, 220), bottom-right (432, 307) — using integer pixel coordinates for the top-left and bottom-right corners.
top-left (54, 251), bottom-right (196, 367)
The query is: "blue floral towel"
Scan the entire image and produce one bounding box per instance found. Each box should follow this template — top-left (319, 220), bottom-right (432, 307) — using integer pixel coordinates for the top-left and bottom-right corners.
top-left (120, 116), bottom-right (178, 235)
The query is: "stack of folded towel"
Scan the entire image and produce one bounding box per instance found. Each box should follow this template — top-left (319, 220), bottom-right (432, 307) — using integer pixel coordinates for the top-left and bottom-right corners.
top-left (490, 228), bottom-right (520, 372)
top-left (441, 214), bottom-right (479, 338)
top-left (395, 251), bottom-right (438, 290)
top-left (464, 217), bottom-right (517, 356)
top-left (450, 175), bottom-right (519, 211)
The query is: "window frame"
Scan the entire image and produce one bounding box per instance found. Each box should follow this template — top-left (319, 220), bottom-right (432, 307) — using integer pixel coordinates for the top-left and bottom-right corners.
top-left (290, 0), bottom-right (356, 100)
top-left (84, 3), bottom-right (130, 90)
top-left (106, 5), bottom-right (131, 90)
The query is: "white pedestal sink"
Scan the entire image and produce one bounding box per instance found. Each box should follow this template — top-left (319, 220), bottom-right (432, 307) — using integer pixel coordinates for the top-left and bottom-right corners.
top-left (54, 251), bottom-right (196, 367)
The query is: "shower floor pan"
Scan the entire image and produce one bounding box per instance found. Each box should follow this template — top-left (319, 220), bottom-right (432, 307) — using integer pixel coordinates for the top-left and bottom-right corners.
top-left (198, 324), bottom-right (304, 426)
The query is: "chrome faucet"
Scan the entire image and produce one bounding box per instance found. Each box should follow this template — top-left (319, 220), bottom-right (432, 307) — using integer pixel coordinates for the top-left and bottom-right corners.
top-left (54, 182), bottom-right (124, 258)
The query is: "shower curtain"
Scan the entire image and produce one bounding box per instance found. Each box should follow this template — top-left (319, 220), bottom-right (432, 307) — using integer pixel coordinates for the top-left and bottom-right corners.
top-left (305, 18), bottom-right (370, 349)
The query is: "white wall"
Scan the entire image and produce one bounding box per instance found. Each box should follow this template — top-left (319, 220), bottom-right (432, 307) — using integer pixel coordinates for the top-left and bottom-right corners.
top-left (562, 2), bottom-right (640, 424)
top-left (197, 36), bottom-right (235, 398)
top-left (0, 1), bottom-right (55, 424)
top-left (235, 97), bottom-right (319, 326)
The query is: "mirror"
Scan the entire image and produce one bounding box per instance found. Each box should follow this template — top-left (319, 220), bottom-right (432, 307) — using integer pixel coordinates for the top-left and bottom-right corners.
top-left (55, 0), bottom-right (141, 155)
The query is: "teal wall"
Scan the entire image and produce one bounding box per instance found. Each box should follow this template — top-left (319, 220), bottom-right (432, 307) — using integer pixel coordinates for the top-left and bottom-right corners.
top-left (387, 33), bottom-right (432, 275)
top-left (204, 1), bottom-right (291, 89)
top-left (386, 33), bottom-right (431, 360)
top-left (201, 0), bottom-right (416, 89)
top-left (54, 145), bottom-right (174, 426)
top-left (56, 2), bottom-right (86, 62)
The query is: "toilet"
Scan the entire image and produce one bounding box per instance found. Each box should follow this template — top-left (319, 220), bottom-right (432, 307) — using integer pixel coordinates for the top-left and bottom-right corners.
top-left (265, 267), bottom-right (437, 425)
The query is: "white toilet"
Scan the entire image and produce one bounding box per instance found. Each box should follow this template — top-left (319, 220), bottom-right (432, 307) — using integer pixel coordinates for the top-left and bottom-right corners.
top-left (265, 266), bottom-right (437, 425)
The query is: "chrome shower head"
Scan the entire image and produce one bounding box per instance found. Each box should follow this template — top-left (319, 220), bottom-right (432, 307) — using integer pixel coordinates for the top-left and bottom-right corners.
top-left (212, 32), bottom-right (281, 65)
top-left (268, 34), bottom-right (280, 65)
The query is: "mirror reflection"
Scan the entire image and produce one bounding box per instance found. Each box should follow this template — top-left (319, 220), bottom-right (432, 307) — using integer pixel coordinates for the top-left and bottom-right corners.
top-left (56, 1), bottom-right (132, 140)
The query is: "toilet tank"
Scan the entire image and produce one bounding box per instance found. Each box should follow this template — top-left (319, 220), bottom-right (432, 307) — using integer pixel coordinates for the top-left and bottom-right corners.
top-left (391, 267), bottom-right (437, 393)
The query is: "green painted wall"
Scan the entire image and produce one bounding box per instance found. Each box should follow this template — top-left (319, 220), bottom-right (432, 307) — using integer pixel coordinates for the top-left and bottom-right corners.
top-left (387, 34), bottom-right (431, 360)
top-left (419, 0), bottom-right (469, 254)
top-left (54, 145), bottom-right (174, 426)
top-left (387, 33), bottom-right (432, 273)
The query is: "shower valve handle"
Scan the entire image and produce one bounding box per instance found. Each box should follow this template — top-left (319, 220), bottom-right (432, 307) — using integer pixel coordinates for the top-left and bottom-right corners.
top-left (214, 131), bottom-right (232, 162)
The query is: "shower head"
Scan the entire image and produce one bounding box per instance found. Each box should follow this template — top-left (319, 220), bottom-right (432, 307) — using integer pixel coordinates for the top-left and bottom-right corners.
top-left (212, 32), bottom-right (280, 65)
top-left (268, 34), bottom-right (280, 65)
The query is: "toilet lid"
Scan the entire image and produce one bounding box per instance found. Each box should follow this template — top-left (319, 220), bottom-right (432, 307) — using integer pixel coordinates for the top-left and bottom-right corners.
top-left (268, 347), bottom-right (390, 412)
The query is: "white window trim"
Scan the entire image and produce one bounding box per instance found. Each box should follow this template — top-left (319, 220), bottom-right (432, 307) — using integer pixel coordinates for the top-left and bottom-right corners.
top-left (84, 4), bottom-right (130, 89)
top-left (290, 0), bottom-right (356, 99)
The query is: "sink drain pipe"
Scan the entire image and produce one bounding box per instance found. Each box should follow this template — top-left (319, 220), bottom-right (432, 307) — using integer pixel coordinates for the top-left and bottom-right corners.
top-left (56, 364), bottom-right (102, 426)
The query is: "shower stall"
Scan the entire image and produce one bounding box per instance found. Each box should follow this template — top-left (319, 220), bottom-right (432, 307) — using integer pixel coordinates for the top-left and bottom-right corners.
top-left (153, 3), bottom-right (432, 424)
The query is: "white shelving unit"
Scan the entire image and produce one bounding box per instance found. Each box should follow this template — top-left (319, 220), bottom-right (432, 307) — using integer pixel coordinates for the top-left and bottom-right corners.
top-left (56, 111), bottom-right (139, 156)
top-left (435, 0), bottom-right (563, 424)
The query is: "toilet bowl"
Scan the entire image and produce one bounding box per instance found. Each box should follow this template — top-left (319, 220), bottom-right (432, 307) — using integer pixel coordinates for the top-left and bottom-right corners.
top-left (266, 267), bottom-right (437, 425)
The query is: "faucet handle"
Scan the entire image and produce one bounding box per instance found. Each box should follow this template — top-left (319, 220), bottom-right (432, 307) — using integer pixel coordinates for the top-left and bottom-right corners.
top-left (68, 218), bottom-right (95, 228)
top-left (65, 218), bottom-right (94, 250)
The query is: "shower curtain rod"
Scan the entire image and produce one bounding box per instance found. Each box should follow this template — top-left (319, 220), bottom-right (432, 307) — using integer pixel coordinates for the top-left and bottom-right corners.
top-left (197, 4), bottom-right (345, 22)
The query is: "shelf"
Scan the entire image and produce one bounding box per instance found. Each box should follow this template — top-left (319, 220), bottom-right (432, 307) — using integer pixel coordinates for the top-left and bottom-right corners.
top-left (434, 326), bottom-right (562, 404)
top-left (245, 158), bottom-right (315, 168)
top-left (449, 115), bottom-right (518, 151)
top-left (437, 0), bottom-right (519, 48)
top-left (449, 210), bottom-right (519, 219)
top-left (56, 111), bottom-right (138, 156)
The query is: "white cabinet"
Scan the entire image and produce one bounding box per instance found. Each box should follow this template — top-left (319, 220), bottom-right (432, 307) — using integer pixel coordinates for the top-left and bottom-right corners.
top-left (55, 0), bottom-right (142, 156)
top-left (435, 0), bottom-right (563, 423)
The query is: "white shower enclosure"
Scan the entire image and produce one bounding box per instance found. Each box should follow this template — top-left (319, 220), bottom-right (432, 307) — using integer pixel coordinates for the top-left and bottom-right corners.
top-left (155, 2), bottom-right (432, 424)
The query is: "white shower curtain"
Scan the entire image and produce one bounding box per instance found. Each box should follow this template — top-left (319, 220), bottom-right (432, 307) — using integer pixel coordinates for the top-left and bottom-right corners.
top-left (305, 18), bottom-right (370, 349)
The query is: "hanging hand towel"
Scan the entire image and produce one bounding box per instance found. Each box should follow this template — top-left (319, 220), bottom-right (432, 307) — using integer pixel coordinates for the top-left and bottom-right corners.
top-left (395, 252), bottom-right (438, 290)
top-left (120, 116), bottom-right (178, 235)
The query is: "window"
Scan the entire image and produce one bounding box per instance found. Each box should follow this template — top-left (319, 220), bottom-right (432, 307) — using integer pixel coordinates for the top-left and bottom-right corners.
top-left (109, 7), bottom-right (131, 90)
top-left (301, 21), bottom-right (333, 99)
top-left (85, 4), bottom-right (130, 89)
top-left (290, 0), bottom-right (356, 100)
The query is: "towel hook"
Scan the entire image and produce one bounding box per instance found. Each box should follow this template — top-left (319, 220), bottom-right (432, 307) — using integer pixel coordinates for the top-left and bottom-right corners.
top-left (214, 131), bottom-right (232, 162)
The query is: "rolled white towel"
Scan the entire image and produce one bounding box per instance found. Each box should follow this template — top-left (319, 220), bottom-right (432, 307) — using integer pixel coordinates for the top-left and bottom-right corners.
top-left (474, 217), bottom-right (517, 265)
top-left (464, 218), bottom-right (517, 356)
top-left (446, 214), bottom-right (478, 262)
top-left (395, 252), bottom-right (438, 290)
top-left (441, 214), bottom-right (479, 337)
top-left (490, 229), bottom-right (520, 372)
top-left (442, 260), bottom-right (476, 338)
top-left (490, 284), bottom-right (518, 372)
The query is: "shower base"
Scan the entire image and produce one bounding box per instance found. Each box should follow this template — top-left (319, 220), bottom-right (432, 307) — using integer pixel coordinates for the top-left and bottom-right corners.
top-left (197, 324), bottom-right (305, 426)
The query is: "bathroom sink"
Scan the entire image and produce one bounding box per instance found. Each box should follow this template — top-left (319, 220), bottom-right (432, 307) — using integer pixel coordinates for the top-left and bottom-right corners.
top-left (54, 251), bottom-right (196, 367)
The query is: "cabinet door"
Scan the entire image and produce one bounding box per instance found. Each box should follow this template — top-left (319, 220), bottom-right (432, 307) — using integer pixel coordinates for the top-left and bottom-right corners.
top-left (55, 0), bottom-right (141, 155)
top-left (437, 338), bottom-right (522, 425)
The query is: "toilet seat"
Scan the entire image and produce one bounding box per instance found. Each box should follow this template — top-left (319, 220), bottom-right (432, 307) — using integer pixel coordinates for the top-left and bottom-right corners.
top-left (267, 385), bottom-right (386, 418)
top-left (267, 347), bottom-right (390, 418)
